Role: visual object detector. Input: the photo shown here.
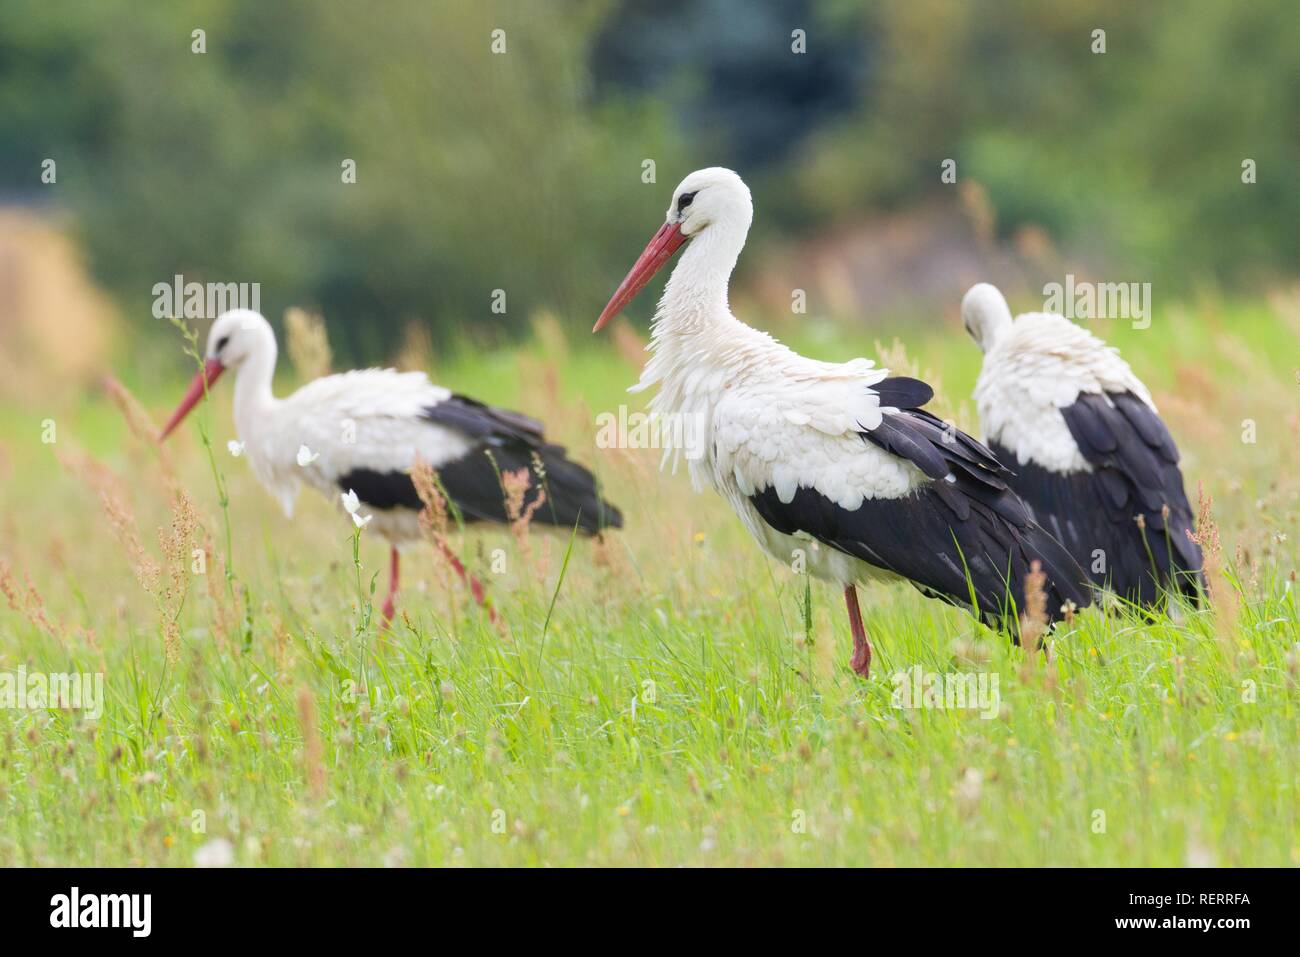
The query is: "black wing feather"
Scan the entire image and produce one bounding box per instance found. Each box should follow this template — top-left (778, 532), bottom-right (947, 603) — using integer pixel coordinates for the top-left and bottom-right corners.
top-left (423, 393), bottom-right (546, 443)
top-left (749, 376), bottom-right (1094, 634)
top-left (749, 482), bottom-right (1090, 632)
top-left (338, 394), bottom-right (622, 534)
top-left (999, 388), bottom-right (1202, 605)
top-left (874, 376), bottom-right (934, 410)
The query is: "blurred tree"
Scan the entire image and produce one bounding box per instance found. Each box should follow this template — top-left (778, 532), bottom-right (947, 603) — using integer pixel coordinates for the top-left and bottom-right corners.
top-left (0, 0), bottom-right (1296, 357)
top-left (592, 0), bottom-right (871, 170)
top-left (0, 0), bottom-right (688, 358)
top-left (787, 0), bottom-right (1300, 285)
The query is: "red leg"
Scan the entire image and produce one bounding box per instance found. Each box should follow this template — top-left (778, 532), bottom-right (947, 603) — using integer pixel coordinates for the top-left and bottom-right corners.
top-left (434, 538), bottom-right (497, 623)
top-left (381, 545), bottom-right (400, 623)
top-left (844, 584), bottom-right (872, 679)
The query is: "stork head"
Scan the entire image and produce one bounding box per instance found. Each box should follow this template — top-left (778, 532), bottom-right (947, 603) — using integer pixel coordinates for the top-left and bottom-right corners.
top-left (203, 309), bottom-right (276, 371)
top-left (961, 283), bottom-right (1013, 351)
top-left (593, 167), bottom-right (753, 332)
top-left (664, 167), bottom-right (754, 241)
top-left (159, 309), bottom-right (275, 440)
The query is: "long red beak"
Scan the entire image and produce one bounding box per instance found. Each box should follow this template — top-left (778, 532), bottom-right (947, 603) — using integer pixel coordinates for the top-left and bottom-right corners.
top-left (159, 358), bottom-right (224, 440)
top-left (593, 221), bottom-right (687, 332)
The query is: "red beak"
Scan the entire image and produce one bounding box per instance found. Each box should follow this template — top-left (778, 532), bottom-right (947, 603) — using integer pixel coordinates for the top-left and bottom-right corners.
top-left (593, 221), bottom-right (687, 332)
top-left (159, 358), bottom-right (224, 440)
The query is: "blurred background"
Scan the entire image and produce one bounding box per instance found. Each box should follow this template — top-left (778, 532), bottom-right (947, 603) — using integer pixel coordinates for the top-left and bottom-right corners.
top-left (1, 0), bottom-right (1297, 394)
top-left (3, 1), bottom-right (1299, 871)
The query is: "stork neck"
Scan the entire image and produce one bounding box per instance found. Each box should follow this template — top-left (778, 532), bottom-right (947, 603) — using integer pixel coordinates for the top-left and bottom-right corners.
top-left (656, 219), bottom-right (748, 335)
top-left (637, 215), bottom-right (777, 412)
top-left (231, 341), bottom-right (278, 439)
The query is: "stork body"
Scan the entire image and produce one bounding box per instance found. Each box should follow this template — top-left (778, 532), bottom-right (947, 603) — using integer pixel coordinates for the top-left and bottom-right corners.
top-left (162, 310), bottom-right (621, 620)
top-left (595, 169), bottom-right (1091, 676)
top-left (962, 284), bottom-right (1202, 606)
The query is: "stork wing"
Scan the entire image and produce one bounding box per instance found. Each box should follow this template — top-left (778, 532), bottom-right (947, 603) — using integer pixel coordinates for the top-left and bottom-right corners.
top-left (422, 393), bottom-right (546, 444)
top-left (415, 393), bottom-right (621, 532)
top-left (282, 371), bottom-right (620, 533)
top-left (1056, 390), bottom-right (1203, 598)
top-left (724, 376), bottom-right (1092, 629)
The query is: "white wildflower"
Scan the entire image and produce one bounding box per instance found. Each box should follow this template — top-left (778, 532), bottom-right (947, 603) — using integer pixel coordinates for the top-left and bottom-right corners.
top-left (194, 837), bottom-right (235, 868)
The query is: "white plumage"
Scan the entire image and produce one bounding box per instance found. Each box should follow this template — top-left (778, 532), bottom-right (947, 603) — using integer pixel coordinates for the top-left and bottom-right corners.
top-left (194, 313), bottom-right (474, 540)
top-left (961, 283), bottom-right (1202, 605)
top-left (162, 309), bottom-right (621, 620)
top-left (964, 284), bottom-right (1153, 473)
top-left (597, 169), bottom-right (1092, 676)
top-left (242, 378), bottom-right (471, 543)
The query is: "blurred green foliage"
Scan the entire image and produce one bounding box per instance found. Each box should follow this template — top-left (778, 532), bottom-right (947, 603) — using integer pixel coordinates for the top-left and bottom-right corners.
top-left (783, 0), bottom-right (1300, 287)
top-left (0, 0), bottom-right (687, 356)
top-left (1, 0), bottom-right (1296, 356)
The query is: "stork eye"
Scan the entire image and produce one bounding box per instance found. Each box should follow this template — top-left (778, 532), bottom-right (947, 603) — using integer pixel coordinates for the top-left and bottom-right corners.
top-left (677, 191), bottom-right (697, 212)
top-left (215, 335), bottom-right (230, 353)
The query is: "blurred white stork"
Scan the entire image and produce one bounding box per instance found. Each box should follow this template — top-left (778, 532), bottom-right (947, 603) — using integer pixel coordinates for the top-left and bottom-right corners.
top-left (160, 310), bottom-right (622, 622)
top-left (593, 168), bottom-right (1091, 677)
top-left (962, 283), bottom-right (1203, 606)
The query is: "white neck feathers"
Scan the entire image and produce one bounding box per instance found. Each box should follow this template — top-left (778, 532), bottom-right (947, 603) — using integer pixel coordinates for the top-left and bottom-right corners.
top-left (637, 213), bottom-right (763, 387)
top-left (232, 336), bottom-right (279, 441)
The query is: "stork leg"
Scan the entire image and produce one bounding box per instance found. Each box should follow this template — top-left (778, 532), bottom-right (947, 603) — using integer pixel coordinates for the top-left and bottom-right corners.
top-left (381, 545), bottom-right (400, 624)
top-left (433, 538), bottom-right (498, 624)
top-left (844, 584), bottom-right (872, 679)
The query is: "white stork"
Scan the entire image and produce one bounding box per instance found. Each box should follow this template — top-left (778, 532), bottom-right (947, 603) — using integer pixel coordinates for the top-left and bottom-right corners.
top-left (160, 309), bottom-right (622, 621)
top-left (961, 283), bottom-right (1203, 606)
top-left (593, 168), bottom-right (1092, 677)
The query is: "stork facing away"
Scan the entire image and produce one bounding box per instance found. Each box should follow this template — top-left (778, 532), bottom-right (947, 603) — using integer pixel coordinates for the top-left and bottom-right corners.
top-left (962, 283), bottom-right (1203, 606)
top-left (593, 168), bottom-right (1091, 677)
top-left (160, 310), bottom-right (622, 621)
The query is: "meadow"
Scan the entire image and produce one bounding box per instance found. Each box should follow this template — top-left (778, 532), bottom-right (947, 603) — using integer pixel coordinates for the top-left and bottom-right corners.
top-left (0, 298), bottom-right (1297, 867)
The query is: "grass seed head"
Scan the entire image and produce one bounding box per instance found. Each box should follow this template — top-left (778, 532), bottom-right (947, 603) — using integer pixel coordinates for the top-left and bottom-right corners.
top-left (284, 306), bottom-right (332, 382)
top-left (410, 457), bottom-right (449, 541)
top-left (1019, 560), bottom-right (1048, 651)
top-left (297, 686), bottom-right (326, 802)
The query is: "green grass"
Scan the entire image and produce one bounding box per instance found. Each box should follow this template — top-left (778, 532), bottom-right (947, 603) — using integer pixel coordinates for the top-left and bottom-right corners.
top-left (1, 302), bottom-right (1297, 866)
